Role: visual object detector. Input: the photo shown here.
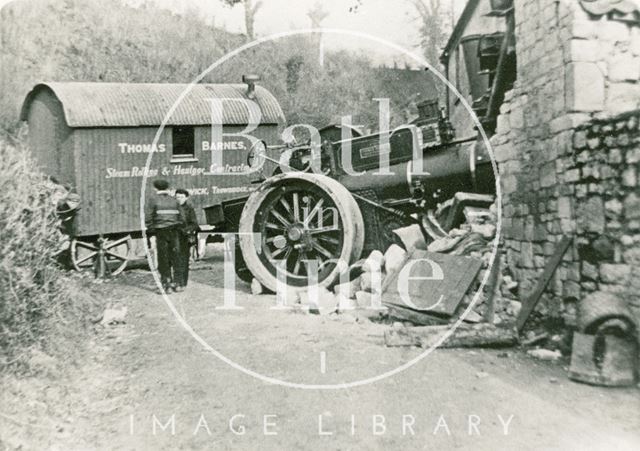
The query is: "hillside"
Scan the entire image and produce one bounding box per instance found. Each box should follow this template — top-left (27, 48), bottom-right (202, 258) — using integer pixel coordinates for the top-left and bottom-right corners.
top-left (0, 0), bottom-right (438, 132)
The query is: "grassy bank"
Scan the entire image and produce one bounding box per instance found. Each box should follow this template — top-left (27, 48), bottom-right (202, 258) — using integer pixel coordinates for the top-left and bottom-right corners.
top-left (0, 134), bottom-right (100, 372)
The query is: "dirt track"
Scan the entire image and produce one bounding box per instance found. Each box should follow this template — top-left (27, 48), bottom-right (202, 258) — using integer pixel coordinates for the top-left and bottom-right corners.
top-left (2, 251), bottom-right (640, 450)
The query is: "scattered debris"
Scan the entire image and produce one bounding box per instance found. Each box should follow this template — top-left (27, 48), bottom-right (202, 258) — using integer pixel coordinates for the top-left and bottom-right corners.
top-left (569, 292), bottom-right (638, 387)
top-left (384, 303), bottom-right (448, 326)
top-left (299, 287), bottom-right (338, 315)
top-left (384, 244), bottom-right (408, 276)
top-left (384, 323), bottom-right (519, 348)
top-left (522, 332), bottom-right (550, 347)
top-left (569, 333), bottom-right (638, 387)
top-left (100, 307), bottom-right (128, 325)
top-left (527, 349), bottom-right (562, 361)
top-left (392, 224), bottom-right (427, 251)
top-left (250, 278), bottom-right (263, 295)
top-left (437, 192), bottom-right (495, 231)
top-left (383, 250), bottom-right (483, 316)
top-left (515, 236), bottom-right (572, 332)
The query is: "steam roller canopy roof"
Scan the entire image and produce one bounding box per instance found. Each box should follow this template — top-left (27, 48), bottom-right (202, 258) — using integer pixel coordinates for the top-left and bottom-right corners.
top-left (20, 82), bottom-right (286, 127)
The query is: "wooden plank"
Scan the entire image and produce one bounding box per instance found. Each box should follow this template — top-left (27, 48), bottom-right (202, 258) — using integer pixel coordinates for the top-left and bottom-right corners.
top-left (515, 236), bottom-right (572, 332)
top-left (384, 323), bottom-right (519, 348)
top-left (383, 250), bottom-right (483, 316)
top-left (383, 302), bottom-right (448, 326)
top-left (483, 254), bottom-right (501, 324)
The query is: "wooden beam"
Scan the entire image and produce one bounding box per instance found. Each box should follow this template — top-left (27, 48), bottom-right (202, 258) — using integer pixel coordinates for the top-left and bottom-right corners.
top-left (515, 236), bottom-right (572, 332)
top-left (384, 323), bottom-right (518, 348)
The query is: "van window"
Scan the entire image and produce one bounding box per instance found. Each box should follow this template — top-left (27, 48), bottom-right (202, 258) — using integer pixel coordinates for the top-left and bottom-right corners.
top-left (172, 126), bottom-right (195, 160)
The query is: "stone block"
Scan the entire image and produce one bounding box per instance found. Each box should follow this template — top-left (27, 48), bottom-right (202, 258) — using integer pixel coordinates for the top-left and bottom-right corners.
top-left (571, 20), bottom-right (598, 39)
top-left (589, 136), bottom-right (602, 150)
top-left (622, 166), bottom-right (637, 187)
top-left (502, 174), bottom-right (519, 194)
top-left (609, 148), bottom-right (623, 164)
top-left (624, 192), bottom-right (640, 219)
top-left (617, 133), bottom-right (630, 147)
top-left (540, 161), bottom-right (557, 188)
top-left (627, 148), bottom-right (640, 164)
top-left (511, 217), bottom-right (524, 241)
top-left (606, 83), bottom-right (640, 113)
top-left (599, 264), bottom-right (631, 285)
top-left (597, 20), bottom-right (630, 43)
top-left (631, 27), bottom-right (640, 56)
top-left (582, 261), bottom-right (598, 280)
top-left (521, 242), bottom-right (535, 268)
top-left (563, 280), bottom-right (581, 298)
top-left (496, 113), bottom-right (511, 135)
top-left (501, 160), bottom-right (522, 173)
top-left (558, 196), bottom-right (572, 218)
top-left (564, 169), bottom-right (581, 183)
top-left (510, 105), bottom-right (525, 129)
top-left (560, 218), bottom-right (576, 233)
top-left (566, 62), bottom-right (605, 112)
top-left (573, 130), bottom-right (588, 149)
top-left (577, 197), bottom-right (605, 233)
top-left (609, 53), bottom-right (640, 82)
top-left (569, 39), bottom-right (600, 62)
top-left (494, 142), bottom-right (516, 163)
top-left (605, 198), bottom-right (623, 216)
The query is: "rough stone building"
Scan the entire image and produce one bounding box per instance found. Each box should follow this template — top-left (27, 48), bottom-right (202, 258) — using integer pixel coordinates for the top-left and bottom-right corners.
top-left (489, 0), bottom-right (640, 326)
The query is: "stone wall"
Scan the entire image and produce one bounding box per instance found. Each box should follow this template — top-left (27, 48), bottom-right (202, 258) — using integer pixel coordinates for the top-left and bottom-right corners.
top-left (573, 112), bottom-right (640, 323)
top-left (490, 0), bottom-right (640, 327)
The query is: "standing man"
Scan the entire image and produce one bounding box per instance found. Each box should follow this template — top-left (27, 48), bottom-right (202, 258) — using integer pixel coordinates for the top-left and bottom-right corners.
top-left (145, 179), bottom-right (184, 293)
top-left (175, 188), bottom-right (199, 290)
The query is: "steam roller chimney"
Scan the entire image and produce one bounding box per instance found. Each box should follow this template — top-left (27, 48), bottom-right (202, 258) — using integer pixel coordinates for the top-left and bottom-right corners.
top-left (242, 74), bottom-right (260, 99)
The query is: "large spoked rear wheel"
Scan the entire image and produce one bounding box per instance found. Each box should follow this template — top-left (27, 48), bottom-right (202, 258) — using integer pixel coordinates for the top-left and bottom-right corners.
top-left (238, 173), bottom-right (364, 292)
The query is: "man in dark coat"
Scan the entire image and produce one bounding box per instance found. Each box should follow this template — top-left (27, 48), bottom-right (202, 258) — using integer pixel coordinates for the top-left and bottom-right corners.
top-left (145, 179), bottom-right (184, 293)
top-left (175, 188), bottom-right (199, 289)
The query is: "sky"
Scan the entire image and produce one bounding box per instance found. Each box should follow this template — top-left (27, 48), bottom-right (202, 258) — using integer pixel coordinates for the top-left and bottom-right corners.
top-left (0, 0), bottom-right (467, 67)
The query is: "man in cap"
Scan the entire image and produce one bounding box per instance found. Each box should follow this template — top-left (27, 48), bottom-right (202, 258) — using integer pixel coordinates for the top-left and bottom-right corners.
top-left (145, 179), bottom-right (184, 293)
top-left (174, 188), bottom-right (199, 290)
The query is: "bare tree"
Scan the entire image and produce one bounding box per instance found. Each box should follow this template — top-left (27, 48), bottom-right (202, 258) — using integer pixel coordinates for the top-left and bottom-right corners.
top-left (411, 0), bottom-right (450, 68)
top-left (220, 0), bottom-right (263, 41)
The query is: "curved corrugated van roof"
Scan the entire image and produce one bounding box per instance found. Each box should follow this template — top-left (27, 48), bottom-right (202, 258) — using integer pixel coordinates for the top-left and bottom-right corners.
top-left (21, 82), bottom-right (285, 127)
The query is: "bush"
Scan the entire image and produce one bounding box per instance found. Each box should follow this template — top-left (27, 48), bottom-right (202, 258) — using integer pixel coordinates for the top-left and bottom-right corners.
top-left (0, 134), bottom-right (90, 369)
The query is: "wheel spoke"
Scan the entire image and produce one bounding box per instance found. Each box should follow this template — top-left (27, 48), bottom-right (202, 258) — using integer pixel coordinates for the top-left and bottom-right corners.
top-left (104, 236), bottom-right (129, 249)
top-left (311, 241), bottom-right (334, 259)
top-left (279, 197), bottom-right (292, 216)
top-left (266, 221), bottom-right (284, 230)
top-left (270, 209), bottom-right (292, 228)
top-left (75, 241), bottom-right (98, 251)
top-left (283, 247), bottom-right (293, 264)
top-left (303, 198), bottom-right (324, 227)
top-left (271, 246), bottom-right (287, 259)
top-left (292, 193), bottom-right (300, 222)
top-left (75, 251), bottom-right (97, 265)
top-left (316, 234), bottom-right (340, 246)
top-left (308, 226), bottom-right (340, 235)
top-left (266, 235), bottom-right (285, 244)
top-left (105, 250), bottom-right (127, 261)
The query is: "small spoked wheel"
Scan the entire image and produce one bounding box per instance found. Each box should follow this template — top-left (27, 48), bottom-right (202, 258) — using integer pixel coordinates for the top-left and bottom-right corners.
top-left (70, 235), bottom-right (131, 276)
top-left (239, 173), bottom-right (364, 291)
